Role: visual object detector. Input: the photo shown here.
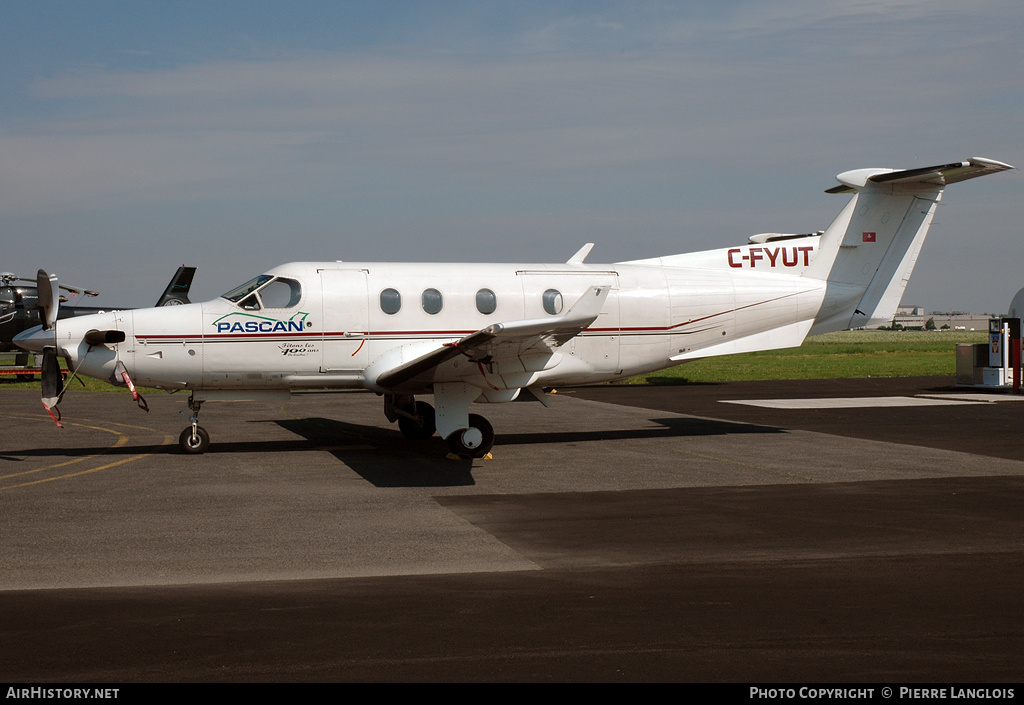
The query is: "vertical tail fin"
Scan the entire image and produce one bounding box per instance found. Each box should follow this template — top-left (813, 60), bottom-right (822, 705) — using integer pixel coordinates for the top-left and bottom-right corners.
top-left (806, 158), bottom-right (1012, 334)
top-left (154, 266), bottom-right (197, 307)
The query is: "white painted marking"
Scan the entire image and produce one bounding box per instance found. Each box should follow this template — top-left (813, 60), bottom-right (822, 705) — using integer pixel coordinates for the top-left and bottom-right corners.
top-left (917, 393), bottom-right (1024, 403)
top-left (723, 396), bottom-right (982, 409)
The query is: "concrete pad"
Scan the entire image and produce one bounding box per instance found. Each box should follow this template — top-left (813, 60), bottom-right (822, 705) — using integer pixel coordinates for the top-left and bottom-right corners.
top-left (3, 387), bottom-right (1024, 590)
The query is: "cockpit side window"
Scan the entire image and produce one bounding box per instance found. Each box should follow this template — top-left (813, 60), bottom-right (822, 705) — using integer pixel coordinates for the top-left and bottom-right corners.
top-left (258, 278), bottom-right (301, 308)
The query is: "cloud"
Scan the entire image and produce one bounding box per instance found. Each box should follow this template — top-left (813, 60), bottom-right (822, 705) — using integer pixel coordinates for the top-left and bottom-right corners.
top-left (1, 1), bottom-right (1020, 311)
top-left (5, 35), bottom-right (1007, 215)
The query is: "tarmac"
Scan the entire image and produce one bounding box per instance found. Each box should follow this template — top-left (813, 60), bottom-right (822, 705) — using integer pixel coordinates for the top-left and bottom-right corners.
top-left (1, 377), bottom-right (1021, 682)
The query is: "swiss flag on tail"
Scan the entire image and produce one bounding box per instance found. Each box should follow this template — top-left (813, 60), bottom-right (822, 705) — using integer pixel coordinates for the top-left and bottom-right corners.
top-left (862, 232), bottom-right (876, 242)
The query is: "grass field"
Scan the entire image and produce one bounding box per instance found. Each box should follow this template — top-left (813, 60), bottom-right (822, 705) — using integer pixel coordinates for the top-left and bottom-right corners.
top-left (1, 330), bottom-right (986, 391)
top-left (622, 330), bottom-right (986, 384)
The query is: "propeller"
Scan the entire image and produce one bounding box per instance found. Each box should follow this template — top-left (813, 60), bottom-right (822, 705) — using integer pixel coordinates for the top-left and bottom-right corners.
top-left (18, 270), bottom-right (142, 425)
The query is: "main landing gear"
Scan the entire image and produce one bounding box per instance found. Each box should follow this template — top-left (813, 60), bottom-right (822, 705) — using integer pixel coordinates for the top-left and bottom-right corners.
top-left (396, 399), bottom-right (436, 440)
top-left (385, 392), bottom-right (495, 458)
top-left (445, 414), bottom-right (494, 458)
top-left (178, 396), bottom-right (211, 454)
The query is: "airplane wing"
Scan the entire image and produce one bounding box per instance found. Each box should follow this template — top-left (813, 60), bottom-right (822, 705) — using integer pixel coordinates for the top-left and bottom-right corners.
top-left (369, 285), bottom-right (611, 390)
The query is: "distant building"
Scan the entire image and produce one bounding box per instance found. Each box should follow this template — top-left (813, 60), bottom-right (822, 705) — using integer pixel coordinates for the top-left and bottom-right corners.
top-left (889, 305), bottom-right (994, 331)
top-left (897, 305), bottom-right (925, 316)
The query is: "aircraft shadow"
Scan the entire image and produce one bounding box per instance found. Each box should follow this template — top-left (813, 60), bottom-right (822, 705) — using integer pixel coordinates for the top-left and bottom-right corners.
top-left (1, 416), bottom-right (784, 488)
top-left (497, 416), bottom-right (784, 447)
top-left (272, 415), bottom-right (785, 488)
top-left (0, 443), bottom-right (180, 460)
top-left (0, 428), bottom-right (477, 488)
top-left (270, 417), bottom-right (477, 487)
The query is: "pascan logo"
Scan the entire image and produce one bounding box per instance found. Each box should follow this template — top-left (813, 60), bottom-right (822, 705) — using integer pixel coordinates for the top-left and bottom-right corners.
top-left (212, 312), bottom-right (310, 334)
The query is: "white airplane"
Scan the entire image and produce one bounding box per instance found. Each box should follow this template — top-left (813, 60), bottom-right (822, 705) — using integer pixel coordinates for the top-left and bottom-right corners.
top-left (15, 157), bottom-right (1013, 457)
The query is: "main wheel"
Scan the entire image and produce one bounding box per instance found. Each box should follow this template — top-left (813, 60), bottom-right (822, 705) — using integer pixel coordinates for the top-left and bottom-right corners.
top-left (179, 425), bottom-right (211, 454)
top-left (445, 414), bottom-right (494, 458)
top-left (398, 401), bottom-right (436, 440)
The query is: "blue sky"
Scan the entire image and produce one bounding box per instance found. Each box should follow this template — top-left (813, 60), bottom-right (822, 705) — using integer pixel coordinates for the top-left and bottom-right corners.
top-left (2, 1), bottom-right (1022, 313)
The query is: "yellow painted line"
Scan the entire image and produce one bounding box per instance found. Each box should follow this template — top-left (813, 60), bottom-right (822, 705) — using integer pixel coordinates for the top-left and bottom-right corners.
top-left (9, 413), bottom-right (163, 434)
top-left (1, 421), bottom-right (128, 481)
top-left (1, 455), bottom-right (153, 490)
top-left (1, 413), bottom-right (175, 490)
top-left (1, 455), bottom-right (97, 481)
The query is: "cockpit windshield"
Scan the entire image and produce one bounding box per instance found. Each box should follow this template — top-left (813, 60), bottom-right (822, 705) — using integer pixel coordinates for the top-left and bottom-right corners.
top-left (222, 275), bottom-right (272, 303)
top-left (221, 275), bottom-right (301, 310)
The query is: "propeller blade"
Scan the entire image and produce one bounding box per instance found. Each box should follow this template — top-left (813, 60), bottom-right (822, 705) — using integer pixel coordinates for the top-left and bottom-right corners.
top-left (36, 269), bottom-right (59, 331)
top-left (40, 348), bottom-right (64, 425)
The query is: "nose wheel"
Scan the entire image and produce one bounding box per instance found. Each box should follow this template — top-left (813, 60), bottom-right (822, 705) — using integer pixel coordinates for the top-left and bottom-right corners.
top-left (445, 414), bottom-right (494, 458)
top-left (178, 396), bottom-right (210, 454)
top-left (179, 425), bottom-right (210, 454)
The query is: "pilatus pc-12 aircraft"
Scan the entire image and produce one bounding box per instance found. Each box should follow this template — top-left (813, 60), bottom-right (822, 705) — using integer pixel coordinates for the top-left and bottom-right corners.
top-left (15, 158), bottom-right (1013, 457)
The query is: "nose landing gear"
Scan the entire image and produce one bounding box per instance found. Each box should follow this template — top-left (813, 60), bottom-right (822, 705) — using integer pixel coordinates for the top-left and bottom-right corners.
top-left (178, 396), bottom-right (210, 454)
top-left (179, 424), bottom-right (210, 454)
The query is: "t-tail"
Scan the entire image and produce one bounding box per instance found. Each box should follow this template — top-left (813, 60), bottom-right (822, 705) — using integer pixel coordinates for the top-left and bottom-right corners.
top-left (805, 157), bottom-right (1013, 334)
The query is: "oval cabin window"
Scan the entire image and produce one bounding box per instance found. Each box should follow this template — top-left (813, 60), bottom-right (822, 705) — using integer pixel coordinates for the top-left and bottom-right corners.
top-left (421, 288), bottom-right (443, 315)
top-left (476, 288), bottom-right (497, 315)
top-left (542, 289), bottom-right (563, 315)
top-left (380, 288), bottom-right (402, 315)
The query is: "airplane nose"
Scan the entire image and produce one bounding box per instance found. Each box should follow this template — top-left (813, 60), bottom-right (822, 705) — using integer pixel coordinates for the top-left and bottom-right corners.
top-left (13, 325), bottom-right (56, 354)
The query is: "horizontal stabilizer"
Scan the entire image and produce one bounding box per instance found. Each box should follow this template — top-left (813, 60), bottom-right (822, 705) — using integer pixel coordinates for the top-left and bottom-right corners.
top-left (671, 319), bottom-right (814, 362)
top-left (825, 157), bottom-right (1013, 194)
